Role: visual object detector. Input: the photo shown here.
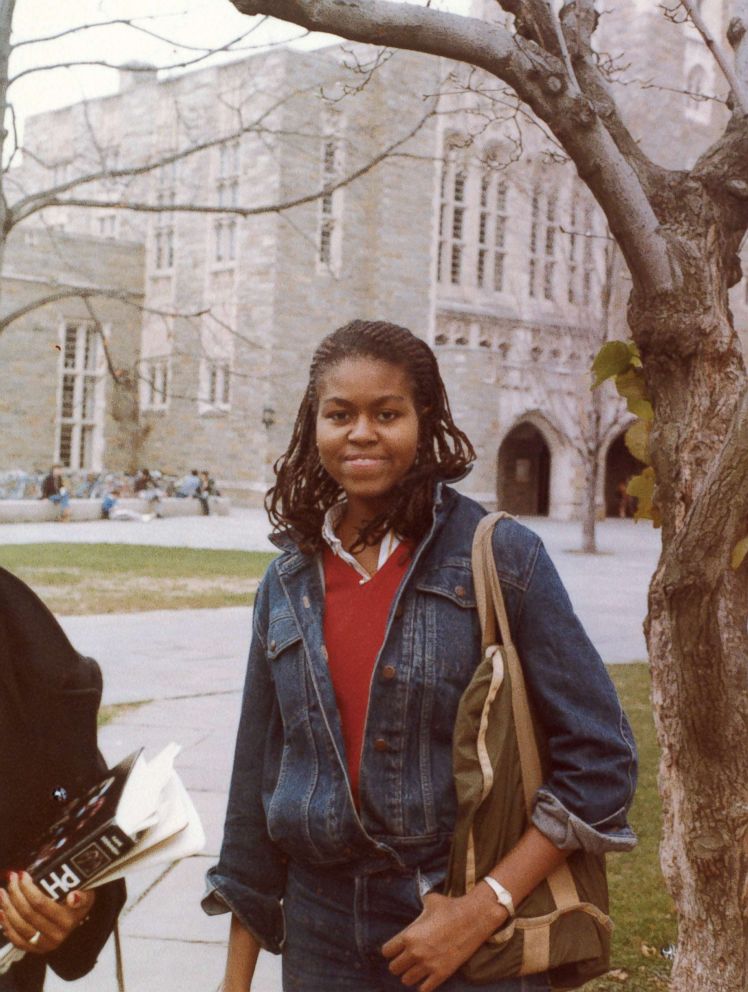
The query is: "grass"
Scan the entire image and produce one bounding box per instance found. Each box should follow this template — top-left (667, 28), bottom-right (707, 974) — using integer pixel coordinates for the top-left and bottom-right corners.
top-left (587, 663), bottom-right (676, 991)
top-left (0, 543), bottom-right (276, 614)
top-left (98, 701), bottom-right (148, 727)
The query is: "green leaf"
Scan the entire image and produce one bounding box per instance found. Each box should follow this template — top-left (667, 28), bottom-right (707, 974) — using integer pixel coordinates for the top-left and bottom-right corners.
top-left (592, 341), bottom-right (633, 388)
top-left (615, 368), bottom-right (654, 420)
top-left (624, 420), bottom-right (651, 465)
top-left (627, 341), bottom-right (643, 368)
top-left (628, 398), bottom-right (655, 420)
top-left (731, 536), bottom-right (748, 570)
top-left (627, 467), bottom-right (662, 528)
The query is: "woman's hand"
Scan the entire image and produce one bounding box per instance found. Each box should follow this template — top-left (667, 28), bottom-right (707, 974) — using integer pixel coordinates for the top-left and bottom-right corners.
top-left (381, 888), bottom-right (507, 992)
top-left (0, 871), bottom-right (95, 955)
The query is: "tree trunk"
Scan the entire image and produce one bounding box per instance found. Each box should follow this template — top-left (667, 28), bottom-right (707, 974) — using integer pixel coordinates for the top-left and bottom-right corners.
top-left (630, 266), bottom-right (748, 990)
top-left (580, 449), bottom-right (598, 554)
top-left (0, 0), bottom-right (17, 256)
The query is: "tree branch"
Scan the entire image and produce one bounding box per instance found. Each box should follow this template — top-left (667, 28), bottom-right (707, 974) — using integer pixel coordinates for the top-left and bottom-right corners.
top-left (18, 105), bottom-right (437, 222)
top-left (0, 286), bottom-right (213, 335)
top-left (7, 22), bottom-right (267, 88)
top-left (681, 0), bottom-right (748, 116)
top-left (229, 0), bottom-right (677, 292)
top-left (11, 16), bottom-right (268, 53)
top-left (9, 86), bottom-right (316, 223)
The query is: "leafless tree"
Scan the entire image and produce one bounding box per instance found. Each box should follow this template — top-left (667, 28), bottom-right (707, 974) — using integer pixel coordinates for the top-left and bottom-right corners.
top-left (0, 2), bottom-right (435, 405)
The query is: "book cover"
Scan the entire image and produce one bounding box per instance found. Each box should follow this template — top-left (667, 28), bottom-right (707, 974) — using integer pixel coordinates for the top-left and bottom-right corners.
top-left (0, 743), bottom-right (204, 974)
top-left (0, 750), bottom-right (144, 967)
top-left (24, 749), bottom-right (144, 898)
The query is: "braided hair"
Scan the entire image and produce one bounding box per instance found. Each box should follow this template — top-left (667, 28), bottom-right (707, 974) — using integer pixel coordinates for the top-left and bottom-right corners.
top-left (266, 319), bottom-right (476, 553)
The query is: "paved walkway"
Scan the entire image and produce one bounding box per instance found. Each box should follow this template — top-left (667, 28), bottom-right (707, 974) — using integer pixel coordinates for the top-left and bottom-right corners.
top-left (1, 511), bottom-right (660, 991)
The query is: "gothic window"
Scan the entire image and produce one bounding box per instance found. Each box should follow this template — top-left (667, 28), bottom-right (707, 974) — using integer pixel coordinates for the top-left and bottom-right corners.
top-left (154, 159), bottom-right (177, 271)
top-left (684, 63), bottom-right (710, 121)
top-left (437, 149), bottom-right (469, 286)
top-left (97, 213), bottom-right (118, 239)
top-left (141, 357), bottom-right (170, 410)
top-left (102, 145), bottom-right (120, 192)
top-left (317, 127), bottom-right (344, 273)
top-left (204, 360), bottom-right (231, 409)
top-left (214, 140), bottom-right (240, 265)
top-left (568, 189), bottom-right (600, 309)
top-left (56, 322), bottom-right (102, 469)
top-left (529, 186), bottom-right (557, 301)
top-left (477, 168), bottom-right (509, 293)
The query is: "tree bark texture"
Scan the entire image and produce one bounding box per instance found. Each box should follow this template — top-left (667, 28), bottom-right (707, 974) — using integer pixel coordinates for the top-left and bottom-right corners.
top-left (630, 218), bottom-right (748, 988)
top-left (228, 2), bottom-right (748, 985)
top-left (580, 447), bottom-right (598, 554)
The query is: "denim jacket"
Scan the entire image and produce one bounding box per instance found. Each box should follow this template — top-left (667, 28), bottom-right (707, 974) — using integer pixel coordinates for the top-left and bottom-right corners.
top-left (202, 487), bottom-right (637, 953)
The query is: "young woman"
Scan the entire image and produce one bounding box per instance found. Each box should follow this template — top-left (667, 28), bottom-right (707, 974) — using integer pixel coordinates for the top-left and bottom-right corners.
top-left (203, 320), bottom-right (637, 992)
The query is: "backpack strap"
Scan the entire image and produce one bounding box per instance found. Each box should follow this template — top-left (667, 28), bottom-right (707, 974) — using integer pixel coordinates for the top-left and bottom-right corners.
top-left (473, 513), bottom-right (580, 921)
top-left (472, 514), bottom-right (541, 817)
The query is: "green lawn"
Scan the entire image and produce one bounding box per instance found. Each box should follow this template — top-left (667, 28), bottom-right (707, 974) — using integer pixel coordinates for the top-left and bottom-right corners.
top-left (588, 663), bottom-right (675, 991)
top-left (0, 543), bottom-right (276, 614)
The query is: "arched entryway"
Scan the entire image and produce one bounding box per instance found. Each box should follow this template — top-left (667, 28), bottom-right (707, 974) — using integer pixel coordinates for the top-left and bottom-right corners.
top-left (604, 431), bottom-right (645, 517)
top-left (497, 423), bottom-right (551, 516)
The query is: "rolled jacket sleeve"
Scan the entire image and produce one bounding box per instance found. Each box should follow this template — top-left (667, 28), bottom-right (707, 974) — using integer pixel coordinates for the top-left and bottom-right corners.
top-left (500, 529), bottom-right (638, 855)
top-left (201, 578), bottom-right (287, 953)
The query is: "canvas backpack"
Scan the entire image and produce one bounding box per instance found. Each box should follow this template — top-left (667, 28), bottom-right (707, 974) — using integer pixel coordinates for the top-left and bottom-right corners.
top-left (445, 514), bottom-right (612, 990)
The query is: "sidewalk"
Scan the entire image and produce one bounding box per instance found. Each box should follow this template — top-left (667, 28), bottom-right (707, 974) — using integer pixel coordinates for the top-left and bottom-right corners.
top-left (10, 512), bottom-right (660, 991)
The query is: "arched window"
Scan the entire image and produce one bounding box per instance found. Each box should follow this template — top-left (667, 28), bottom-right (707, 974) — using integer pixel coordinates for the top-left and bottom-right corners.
top-left (477, 164), bottom-right (510, 293)
top-left (684, 63), bottom-right (710, 121)
top-left (567, 190), bottom-right (597, 308)
top-left (437, 147), bottom-right (468, 286)
top-left (529, 186), bottom-right (557, 300)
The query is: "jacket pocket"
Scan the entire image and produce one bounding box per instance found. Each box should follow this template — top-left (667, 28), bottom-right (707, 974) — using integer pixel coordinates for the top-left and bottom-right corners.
top-left (267, 612), bottom-right (303, 661)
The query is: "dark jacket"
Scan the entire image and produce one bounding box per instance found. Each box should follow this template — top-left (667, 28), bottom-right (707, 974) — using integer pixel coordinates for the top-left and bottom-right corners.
top-left (0, 568), bottom-right (126, 991)
top-left (39, 474), bottom-right (61, 500)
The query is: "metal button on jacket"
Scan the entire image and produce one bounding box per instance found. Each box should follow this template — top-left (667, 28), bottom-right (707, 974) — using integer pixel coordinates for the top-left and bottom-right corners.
top-left (381, 665), bottom-right (397, 681)
top-left (374, 738), bottom-right (389, 752)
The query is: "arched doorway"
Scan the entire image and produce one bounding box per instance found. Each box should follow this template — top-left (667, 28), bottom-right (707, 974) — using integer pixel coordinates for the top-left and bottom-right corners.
top-left (497, 423), bottom-right (551, 516)
top-left (604, 431), bottom-right (645, 517)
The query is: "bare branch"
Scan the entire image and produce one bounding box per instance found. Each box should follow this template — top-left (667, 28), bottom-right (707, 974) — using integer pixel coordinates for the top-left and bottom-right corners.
top-left (680, 0), bottom-right (748, 116)
top-left (22, 105), bottom-right (437, 222)
top-left (2, 100), bottom-right (20, 173)
top-left (0, 285), bottom-right (214, 335)
top-left (9, 85), bottom-right (316, 223)
top-left (0, 287), bottom-right (123, 333)
top-left (7, 22), bottom-right (267, 88)
top-left (493, 0), bottom-right (560, 56)
top-left (11, 15), bottom-right (268, 53)
top-left (229, 0), bottom-right (676, 293)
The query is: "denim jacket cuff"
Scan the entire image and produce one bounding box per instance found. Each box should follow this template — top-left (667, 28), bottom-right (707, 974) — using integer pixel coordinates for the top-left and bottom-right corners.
top-left (532, 787), bottom-right (637, 854)
top-left (201, 866), bottom-right (285, 954)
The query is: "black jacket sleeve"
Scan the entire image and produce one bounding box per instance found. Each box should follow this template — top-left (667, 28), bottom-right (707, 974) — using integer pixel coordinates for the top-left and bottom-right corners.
top-left (45, 879), bottom-right (127, 981)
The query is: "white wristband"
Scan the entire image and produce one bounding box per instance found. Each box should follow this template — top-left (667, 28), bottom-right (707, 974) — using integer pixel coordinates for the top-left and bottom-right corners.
top-left (481, 876), bottom-right (516, 917)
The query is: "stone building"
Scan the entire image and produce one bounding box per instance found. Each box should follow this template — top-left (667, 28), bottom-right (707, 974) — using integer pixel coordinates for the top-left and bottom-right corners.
top-left (0, 227), bottom-right (143, 473)
top-left (1, 1), bottom-right (746, 515)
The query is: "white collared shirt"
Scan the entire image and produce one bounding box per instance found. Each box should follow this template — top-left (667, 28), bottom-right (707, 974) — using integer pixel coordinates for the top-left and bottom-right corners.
top-left (322, 503), bottom-right (401, 584)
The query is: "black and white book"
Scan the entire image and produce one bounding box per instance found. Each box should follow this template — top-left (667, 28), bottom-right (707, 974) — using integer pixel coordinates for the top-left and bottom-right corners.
top-left (0, 743), bottom-right (204, 973)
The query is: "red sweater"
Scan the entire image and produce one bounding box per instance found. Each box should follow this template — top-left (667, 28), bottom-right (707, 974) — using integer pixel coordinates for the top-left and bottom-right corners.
top-left (322, 544), bottom-right (411, 802)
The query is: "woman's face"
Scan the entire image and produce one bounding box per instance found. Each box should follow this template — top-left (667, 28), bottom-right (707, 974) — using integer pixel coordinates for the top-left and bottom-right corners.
top-left (316, 356), bottom-right (420, 516)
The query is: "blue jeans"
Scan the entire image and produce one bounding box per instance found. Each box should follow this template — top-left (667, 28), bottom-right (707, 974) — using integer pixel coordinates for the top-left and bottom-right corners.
top-left (281, 863), bottom-right (550, 992)
top-left (48, 492), bottom-right (70, 511)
